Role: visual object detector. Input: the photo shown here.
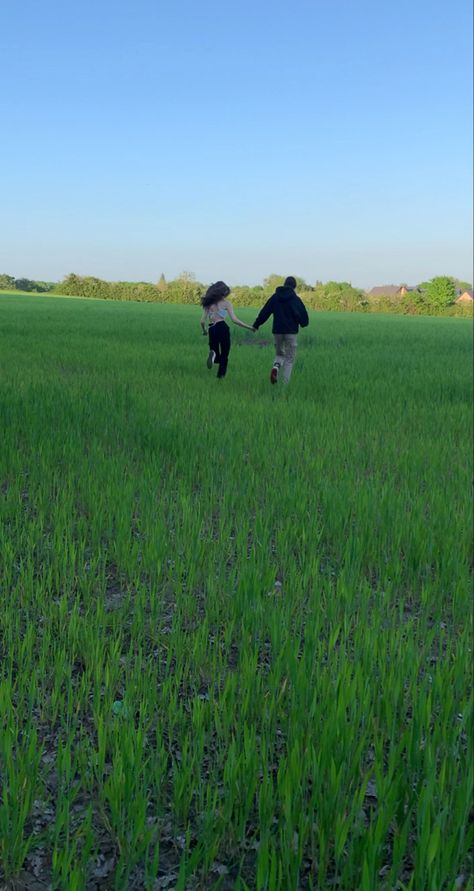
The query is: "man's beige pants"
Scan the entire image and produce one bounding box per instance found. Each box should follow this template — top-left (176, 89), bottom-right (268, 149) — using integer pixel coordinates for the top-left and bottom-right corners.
top-left (273, 334), bottom-right (298, 383)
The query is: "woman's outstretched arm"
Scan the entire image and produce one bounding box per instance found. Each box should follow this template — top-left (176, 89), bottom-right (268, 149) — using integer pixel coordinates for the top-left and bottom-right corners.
top-left (225, 300), bottom-right (254, 331)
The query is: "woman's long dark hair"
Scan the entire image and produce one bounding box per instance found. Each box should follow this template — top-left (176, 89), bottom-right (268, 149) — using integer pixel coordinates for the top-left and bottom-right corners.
top-left (201, 280), bottom-right (230, 307)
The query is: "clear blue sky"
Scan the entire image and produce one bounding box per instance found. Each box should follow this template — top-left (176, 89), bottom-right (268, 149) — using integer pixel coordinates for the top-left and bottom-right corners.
top-left (1, 0), bottom-right (472, 288)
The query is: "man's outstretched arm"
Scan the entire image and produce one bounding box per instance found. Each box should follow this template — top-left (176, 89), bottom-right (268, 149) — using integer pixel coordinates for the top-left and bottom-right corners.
top-left (252, 296), bottom-right (274, 330)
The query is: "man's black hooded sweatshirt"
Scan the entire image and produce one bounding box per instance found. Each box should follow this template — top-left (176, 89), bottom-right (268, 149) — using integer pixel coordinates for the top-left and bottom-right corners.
top-left (252, 286), bottom-right (309, 335)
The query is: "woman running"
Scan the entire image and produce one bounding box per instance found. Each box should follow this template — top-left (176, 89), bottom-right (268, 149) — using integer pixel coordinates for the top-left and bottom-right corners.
top-left (200, 281), bottom-right (254, 378)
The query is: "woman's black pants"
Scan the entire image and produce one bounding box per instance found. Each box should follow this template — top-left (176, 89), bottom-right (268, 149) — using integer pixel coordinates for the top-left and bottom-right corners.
top-left (209, 322), bottom-right (231, 378)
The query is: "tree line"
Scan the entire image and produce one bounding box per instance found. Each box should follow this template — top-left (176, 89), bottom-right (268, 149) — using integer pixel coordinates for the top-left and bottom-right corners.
top-left (0, 274), bottom-right (55, 293)
top-left (0, 271), bottom-right (471, 315)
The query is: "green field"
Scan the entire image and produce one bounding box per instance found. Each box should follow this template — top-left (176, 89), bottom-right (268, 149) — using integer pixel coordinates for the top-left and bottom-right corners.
top-left (0, 293), bottom-right (472, 890)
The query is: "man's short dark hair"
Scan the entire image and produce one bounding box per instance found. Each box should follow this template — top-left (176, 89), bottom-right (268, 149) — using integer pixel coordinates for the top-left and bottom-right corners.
top-left (284, 276), bottom-right (297, 288)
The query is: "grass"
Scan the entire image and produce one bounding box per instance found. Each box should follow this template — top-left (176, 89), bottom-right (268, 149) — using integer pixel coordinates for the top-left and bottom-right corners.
top-left (0, 292), bottom-right (472, 890)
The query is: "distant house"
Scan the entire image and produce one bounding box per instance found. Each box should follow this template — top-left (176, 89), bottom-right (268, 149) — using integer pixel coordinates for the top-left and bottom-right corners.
top-left (455, 289), bottom-right (473, 304)
top-left (368, 284), bottom-right (422, 298)
top-left (398, 285), bottom-right (422, 296)
top-left (368, 285), bottom-right (400, 298)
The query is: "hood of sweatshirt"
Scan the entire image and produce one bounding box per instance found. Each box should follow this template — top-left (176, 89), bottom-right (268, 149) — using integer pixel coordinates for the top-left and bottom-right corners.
top-left (274, 286), bottom-right (296, 301)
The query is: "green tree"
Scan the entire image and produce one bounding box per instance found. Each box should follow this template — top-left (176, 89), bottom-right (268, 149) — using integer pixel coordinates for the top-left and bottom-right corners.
top-left (177, 270), bottom-right (195, 304)
top-left (262, 274), bottom-right (309, 296)
top-left (422, 276), bottom-right (457, 309)
top-left (15, 278), bottom-right (37, 292)
top-left (166, 271), bottom-right (204, 305)
top-left (230, 285), bottom-right (264, 307)
top-left (55, 274), bottom-right (82, 295)
top-left (0, 274), bottom-right (15, 290)
top-left (313, 281), bottom-right (367, 310)
top-left (262, 274), bottom-right (285, 295)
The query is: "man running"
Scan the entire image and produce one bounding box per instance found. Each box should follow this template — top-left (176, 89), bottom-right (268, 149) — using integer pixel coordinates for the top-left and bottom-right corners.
top-left (252, 276), bottom-right (309, 384)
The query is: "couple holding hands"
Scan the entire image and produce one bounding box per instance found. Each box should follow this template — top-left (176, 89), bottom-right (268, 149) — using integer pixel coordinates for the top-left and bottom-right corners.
top-left (200, 277), bottom-right (309, 385)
